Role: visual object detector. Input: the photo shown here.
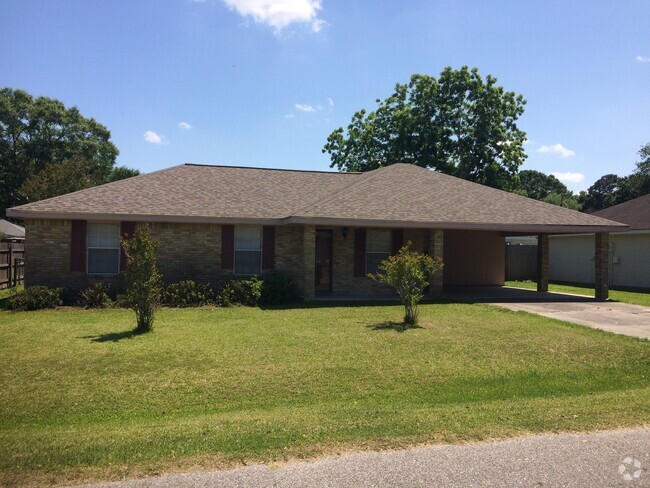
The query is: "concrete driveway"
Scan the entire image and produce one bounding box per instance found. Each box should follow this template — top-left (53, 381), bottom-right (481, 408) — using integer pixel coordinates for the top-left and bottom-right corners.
top-left (443, 286), bottom-right (650, 339)
top-left (493, 300), bottom-right (650, 339)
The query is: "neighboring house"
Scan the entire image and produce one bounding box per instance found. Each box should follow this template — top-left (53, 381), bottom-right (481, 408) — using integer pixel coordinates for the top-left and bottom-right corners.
top-left (550, 194), bottom-right (650, 289)
top-left (7, 163), bottom-right (626, 299)
top-left (0, 219), bottom-right (25, 241)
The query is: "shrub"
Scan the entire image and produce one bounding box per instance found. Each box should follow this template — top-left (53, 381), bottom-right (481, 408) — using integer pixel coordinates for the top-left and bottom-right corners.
top-left (122, 226), bottom-right (162, 333)
top-left (78, 283), bottom-right (113, 308)
top-left (161, 280), bottom-right (214, 307)
top-left (217, 277), bottom-right (263, 307)
top-left (260, 272), bottom-right (299, 306)
top-left (7, 286), bottom-right (63, 311)
top-left (369, 242), bottom-right (443, 325)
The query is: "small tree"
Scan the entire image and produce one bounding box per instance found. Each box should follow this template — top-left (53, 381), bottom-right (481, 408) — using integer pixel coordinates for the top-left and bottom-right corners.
top-left (121, 226), bottom-right (161, 333)
top-left (369, 242), bottom-right (443, 326)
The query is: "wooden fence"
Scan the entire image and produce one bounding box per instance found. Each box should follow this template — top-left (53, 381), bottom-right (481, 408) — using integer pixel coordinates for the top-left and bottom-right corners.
top-left (505, 244), bottom-right (538, 281)
top-left (0, 241), bottom-right (25, 289)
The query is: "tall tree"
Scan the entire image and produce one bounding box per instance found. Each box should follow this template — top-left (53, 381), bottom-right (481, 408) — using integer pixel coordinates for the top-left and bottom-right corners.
top-left (582, 174), bottom-right (620, 211)
top-left (0, 88), bottom-right (136, 214)
top-left (323, 67), bottom-right (527, 190)
top-left (518, 170), bottom-right (569, 201)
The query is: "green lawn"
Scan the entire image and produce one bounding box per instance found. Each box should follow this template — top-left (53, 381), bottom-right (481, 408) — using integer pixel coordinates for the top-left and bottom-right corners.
top-left (505, 280), bottom-right (650, 306)
top-left (1, 304), bottom-right (648, 486)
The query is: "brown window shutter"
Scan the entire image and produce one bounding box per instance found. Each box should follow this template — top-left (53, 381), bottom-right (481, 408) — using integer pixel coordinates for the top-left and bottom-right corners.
top-left (262, 226), bottom-right (275, 271)
top-left (391, 229), bottom-right (404, 255)
top-left (354, 228), bottom-right (366, 277)
top-left (221, 224), bottom-right (234, 269)
top-left (120, 222), bottom-right (137, 272)
top-left (70, 220), bottom-right (87, 272)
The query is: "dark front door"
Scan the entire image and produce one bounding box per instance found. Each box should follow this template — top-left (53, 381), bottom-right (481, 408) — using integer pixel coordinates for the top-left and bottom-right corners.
top-left (315, 229), bottom-right (333, 293)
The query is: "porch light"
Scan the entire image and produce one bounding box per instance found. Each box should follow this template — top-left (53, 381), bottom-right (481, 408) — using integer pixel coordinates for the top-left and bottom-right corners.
top-left (342, 227), bottom-right (349, 240)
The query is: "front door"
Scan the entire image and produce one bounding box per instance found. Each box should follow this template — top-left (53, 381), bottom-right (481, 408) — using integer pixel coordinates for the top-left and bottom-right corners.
top-left (315, 229), bottom-right (333, 293)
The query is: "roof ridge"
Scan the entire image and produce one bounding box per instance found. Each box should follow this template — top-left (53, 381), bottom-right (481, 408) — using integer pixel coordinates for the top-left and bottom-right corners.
top-left (290, 165), bottom-right (393, 217)
top-left (184, 163), bottom-right (360, 175)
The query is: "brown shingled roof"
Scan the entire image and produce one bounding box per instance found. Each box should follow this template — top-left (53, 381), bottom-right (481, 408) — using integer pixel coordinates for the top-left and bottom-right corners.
top-left (593, 194), bottom-right (650, 231)
top-left (7, 163), bottom-right (627, 233)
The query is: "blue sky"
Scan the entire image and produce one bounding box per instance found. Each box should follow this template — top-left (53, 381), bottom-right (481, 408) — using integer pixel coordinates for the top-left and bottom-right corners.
top-left (1, 0), bottom-right (649, 192)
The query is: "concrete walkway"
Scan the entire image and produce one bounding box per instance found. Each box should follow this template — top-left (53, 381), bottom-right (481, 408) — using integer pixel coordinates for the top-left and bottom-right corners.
top-left (493, 299), bottom-right (650, 339)
top-left (82, 428), bottom-right (650, 488)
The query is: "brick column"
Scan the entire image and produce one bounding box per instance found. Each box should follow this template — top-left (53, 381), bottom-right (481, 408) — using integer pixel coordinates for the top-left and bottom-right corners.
top-left (430, 229), bottom-right (444, 297)
top-left (594, 232), bottom-right (609, 301)
top-left (536, 234), bottom-right (549, 292)
top-left (302, 225), bottom-right (315, 300)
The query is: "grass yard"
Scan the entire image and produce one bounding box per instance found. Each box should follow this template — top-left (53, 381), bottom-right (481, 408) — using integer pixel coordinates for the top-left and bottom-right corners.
top-left (1, 303), bottom-right (649, 486)
top-left (505, 280), bottom-right (650, 306)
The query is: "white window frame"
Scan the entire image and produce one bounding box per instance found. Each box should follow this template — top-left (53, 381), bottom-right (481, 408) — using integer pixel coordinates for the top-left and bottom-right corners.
top-left (366, 229), bottom-right (391, 274)
top-left (87, 222), bottom-right (120, 275)
top-left (234, 225), bottom-right (262, 276)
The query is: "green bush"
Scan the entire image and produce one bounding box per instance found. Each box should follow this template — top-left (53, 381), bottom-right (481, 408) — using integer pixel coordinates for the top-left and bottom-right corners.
top-left (369, 242), bottom-right (443, 325)
top-left (260, 272), bottom-right (299, 306)
top-left (217, 277), bottom-right (263, 307)
top-left (122, 226), bottom-right (162, 333)
top-left (7, 286), bottom-right (63, 311)
top-left (161, 280), bottom-right (214, 307)
top-left (78, 283), bottom-right (113, 308)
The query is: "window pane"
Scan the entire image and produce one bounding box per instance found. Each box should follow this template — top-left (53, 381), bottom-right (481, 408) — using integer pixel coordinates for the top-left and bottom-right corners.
top-left (366, 252), bottom-right (389, 275)
top-left (88, 223), bottom-right (120, 248)
top-left (234, 250), bottom-right (261, 275)
top-left (88, 249), bottom-right (119, 274)
top-left (366, 230), bottom-right (390, 252)
top-left (234, 226), bottom-right (261, 251)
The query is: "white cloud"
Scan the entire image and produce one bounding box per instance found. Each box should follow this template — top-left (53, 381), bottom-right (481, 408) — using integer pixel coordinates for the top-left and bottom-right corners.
top-left (537, 143), bottom-right (576, 158)
top-left (178, 121), bottom-right (192, 130)
top-left (636, 55), bottom-right (650, 63)
top-left (284, 113), bottom-right (295, 119)
top-left (223, 0), bottom-right (325, 33)
top-left (551, 172), bottom-right (585, 183)
top-left (143, 130), bottom-right (164, 144)
top-left (295, 103), bottom-right (316, 112)
top-left (327, 97), bottom-right (334, 108)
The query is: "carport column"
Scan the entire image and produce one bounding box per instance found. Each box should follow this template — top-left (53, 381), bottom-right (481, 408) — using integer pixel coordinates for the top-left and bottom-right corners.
top-left (536, 234), bottom-right (549, 292)
top-left (430, 229), bottom-right (444, 297)
top-left (594, 232), bottom-right (609, 301)
top-left (302, 225), bottom-right (315, 300)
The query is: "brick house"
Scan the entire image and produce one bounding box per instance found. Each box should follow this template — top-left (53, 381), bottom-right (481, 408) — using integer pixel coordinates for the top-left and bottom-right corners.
top-left (6, 163), bottom-right (626, 300)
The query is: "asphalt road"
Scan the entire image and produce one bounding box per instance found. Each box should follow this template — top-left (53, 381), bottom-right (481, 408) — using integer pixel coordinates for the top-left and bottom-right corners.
top-left (82, 427), bottom-right (650, 488)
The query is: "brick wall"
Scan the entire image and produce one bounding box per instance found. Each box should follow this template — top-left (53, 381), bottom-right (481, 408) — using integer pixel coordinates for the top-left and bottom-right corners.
top-left (25, 220), bottom-right (450, 299)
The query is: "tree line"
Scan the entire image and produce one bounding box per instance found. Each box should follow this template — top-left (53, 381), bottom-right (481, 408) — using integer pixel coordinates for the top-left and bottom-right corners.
top-left (0, 88), bottom-right (138, 215)
top-left (2, 74), bottom-right (648, 219)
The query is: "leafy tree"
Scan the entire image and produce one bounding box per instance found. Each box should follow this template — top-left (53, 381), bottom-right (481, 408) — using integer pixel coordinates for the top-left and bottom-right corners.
top-left (518, 170), bottom-right (569, 200)
top-left (122, 226), bottom-right (162, 333)
top-left (0, 88), bottom-right (136, 213)
top-left (542, 192), bottom-right (580, 210)
top-left (636, 142), bottom-right (650, 177)
top-left (369, 242), bottom-right (443, 326)
top-left (582, 174), bottom-right (620, 211)
top-left (323, 67), bottom-right (527, 190)
top-left (109, 166), bottom-right (140, 182)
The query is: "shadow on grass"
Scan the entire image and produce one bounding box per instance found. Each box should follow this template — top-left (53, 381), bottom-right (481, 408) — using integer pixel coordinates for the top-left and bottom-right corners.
top-left (81, 329), bottom-right (147, 343)
top-left (369, 321), bottom-right (423, 332)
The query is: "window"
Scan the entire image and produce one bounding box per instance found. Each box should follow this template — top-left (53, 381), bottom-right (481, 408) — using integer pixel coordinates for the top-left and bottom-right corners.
top-left (234, 226), bottom-right (262, 276)
top-left (366, 229), bottom-right (390, 274)
top-left (87, 223), bottom-right (120, 274)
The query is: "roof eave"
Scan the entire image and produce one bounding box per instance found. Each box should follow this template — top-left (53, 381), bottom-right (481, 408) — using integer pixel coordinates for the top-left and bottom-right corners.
top-left (284, 216), bottom-right (628, 234)
top-left (7, 209), bottom-right (628, 234)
